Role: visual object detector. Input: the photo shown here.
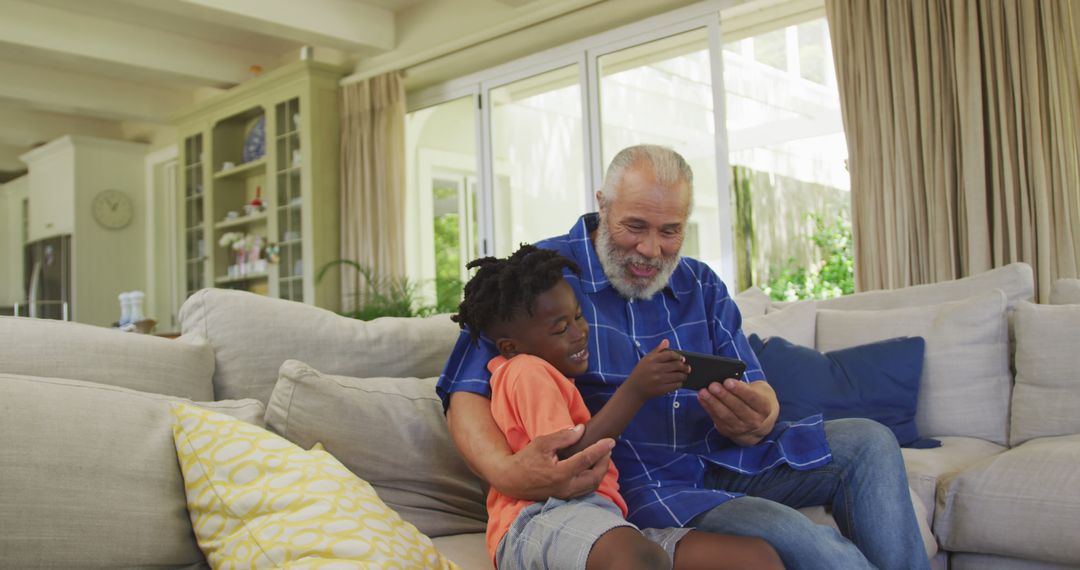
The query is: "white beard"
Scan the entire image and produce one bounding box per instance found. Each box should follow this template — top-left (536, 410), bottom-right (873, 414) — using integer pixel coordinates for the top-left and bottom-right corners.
top-left (594, 220), bottom-right (680, 300)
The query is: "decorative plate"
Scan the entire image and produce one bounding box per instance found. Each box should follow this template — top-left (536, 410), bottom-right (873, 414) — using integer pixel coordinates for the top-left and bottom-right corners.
top-left (242, 115), bottom-right (266, 163)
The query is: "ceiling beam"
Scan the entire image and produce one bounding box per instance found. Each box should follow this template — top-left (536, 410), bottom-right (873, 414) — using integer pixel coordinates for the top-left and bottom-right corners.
top-left (132, 0), bottom-right (395, 53)
top-left (0, 0), bottom-right (269, 86)
top-left (0, 59), bottom-right (192, 124)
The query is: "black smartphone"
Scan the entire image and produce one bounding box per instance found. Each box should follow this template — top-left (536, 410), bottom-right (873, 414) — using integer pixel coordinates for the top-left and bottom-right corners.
top-left (671, 350), bottom-right (747, 391)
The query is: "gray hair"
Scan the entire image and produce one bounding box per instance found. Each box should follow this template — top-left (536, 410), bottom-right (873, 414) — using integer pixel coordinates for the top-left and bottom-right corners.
top-left (598, 144), bottom-right (694, 203)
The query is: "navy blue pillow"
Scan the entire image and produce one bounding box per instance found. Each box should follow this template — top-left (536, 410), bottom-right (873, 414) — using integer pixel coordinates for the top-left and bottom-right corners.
top-left (749, 334), bottom-right (940, 448)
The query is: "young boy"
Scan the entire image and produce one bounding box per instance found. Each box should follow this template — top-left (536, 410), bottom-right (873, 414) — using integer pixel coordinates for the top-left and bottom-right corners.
top-left (452, 244), bottom-right (783, 570)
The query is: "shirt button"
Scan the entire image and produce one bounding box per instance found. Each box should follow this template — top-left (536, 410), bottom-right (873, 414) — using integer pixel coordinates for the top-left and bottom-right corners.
top-left (634, 340), bottom-right (641, 347)
top-left (673, 401), bottom-right (681, 409)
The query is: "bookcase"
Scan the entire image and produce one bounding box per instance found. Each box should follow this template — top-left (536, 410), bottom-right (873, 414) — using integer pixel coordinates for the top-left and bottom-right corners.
top-left (174, 61), bottom-right (342, 311)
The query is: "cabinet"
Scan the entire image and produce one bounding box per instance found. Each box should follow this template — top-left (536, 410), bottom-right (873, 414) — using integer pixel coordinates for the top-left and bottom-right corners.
top-left (17, 135), bottom-right (148, 327)
top-left (174, 61), bottom-right (342, 311)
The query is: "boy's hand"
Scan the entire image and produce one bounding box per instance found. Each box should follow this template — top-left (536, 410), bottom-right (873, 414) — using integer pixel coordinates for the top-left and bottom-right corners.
top-left (624, 339), bottom-right (690, 402)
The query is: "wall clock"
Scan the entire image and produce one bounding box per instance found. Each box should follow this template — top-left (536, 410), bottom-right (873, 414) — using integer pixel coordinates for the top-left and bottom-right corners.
top-left (91, 189), bottom-right (134, 229)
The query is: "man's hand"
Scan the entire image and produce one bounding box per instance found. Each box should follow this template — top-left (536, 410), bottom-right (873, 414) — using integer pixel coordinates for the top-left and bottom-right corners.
top-left (506, 426), bottom-right (615, 501)
top-left (697, 379), bottom-right (779, 447)
top-left (447, 392), bottom-right (613, 501)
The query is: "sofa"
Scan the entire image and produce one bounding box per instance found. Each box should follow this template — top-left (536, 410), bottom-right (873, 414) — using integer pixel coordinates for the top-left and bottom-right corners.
top-left (1, 262), bottom-right (1078, 569)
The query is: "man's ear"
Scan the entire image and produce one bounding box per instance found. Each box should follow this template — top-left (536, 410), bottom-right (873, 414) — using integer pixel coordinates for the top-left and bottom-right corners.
top-left (495, 337), bottom-right (518, 358)
top-left (595, 191), bottom-right (606, 212)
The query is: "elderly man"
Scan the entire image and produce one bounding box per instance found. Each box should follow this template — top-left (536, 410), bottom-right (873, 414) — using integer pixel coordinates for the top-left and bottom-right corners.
top-left (438, 145), bottom-right (928, 569)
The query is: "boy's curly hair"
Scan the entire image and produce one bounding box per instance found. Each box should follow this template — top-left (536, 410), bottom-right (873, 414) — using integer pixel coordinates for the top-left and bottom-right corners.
top-left (452, 244), bottom-right (581, 342)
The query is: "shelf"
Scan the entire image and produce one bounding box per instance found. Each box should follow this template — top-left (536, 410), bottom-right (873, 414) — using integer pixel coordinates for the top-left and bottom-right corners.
top-left (277, 238), bottom-right (302, 247)
top-left (215, 212), bottom-right (268, 230)
top-left (277, 129), bottom-right (300, 138)
top-left (277, 165), bottom-right (302, 175)
top-left (185, 224), bottom-right (204, 232)
top-left (214, 272), bottom-right (268, 285)
top-left (213, 158), bottom-right (266, 180)
top-left (279, 275), bottom-right (303, 283)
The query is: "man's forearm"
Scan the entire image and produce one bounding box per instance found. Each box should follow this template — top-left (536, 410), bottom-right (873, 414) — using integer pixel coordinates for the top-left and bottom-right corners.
top-left (446, 390), bottom-right (613, 501)
top-left (446, 391), bottom-right (513, 484)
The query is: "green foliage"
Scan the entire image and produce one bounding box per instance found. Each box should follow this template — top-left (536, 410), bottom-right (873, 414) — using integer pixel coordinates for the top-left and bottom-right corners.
top-left (432, 210), bottom-right (464, 315)
top-left (762, 210), bottom-right (855, 302)
top-left (315, 259), bottom-right (438, 320)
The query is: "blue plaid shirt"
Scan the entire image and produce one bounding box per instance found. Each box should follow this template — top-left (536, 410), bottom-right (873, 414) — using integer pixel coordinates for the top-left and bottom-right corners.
top-left (437, 214), bottom-right (831, 528)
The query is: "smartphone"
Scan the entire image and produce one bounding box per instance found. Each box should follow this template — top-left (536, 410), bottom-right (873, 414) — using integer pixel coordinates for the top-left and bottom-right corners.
top-left (671, 349), bottom-right (747, 391)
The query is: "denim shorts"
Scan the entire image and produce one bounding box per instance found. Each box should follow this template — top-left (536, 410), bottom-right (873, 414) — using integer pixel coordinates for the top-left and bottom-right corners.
top-left (495, 493), bottom-right (691, 570)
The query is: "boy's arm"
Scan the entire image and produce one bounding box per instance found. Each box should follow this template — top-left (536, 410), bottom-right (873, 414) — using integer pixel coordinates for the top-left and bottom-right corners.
top-left (447, 391), bottom-right (614, 501)
top-left (559, 339), bottom-right (689, 458)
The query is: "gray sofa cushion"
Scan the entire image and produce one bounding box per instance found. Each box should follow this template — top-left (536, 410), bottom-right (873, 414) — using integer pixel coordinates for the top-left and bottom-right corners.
top-left (950, 553), bottom-right (1078, 570)
top-left (743, 300), bottom-right (816, 347)
top-left (1049, 278), bottom-right (1080, 305)
top-left (265, 360), bottom-right (487, 538)
top-left (935, 434), bottom-right (1080, 566)
top-left (1011, 302), bottom-right (1080, 445)
top-left (179, 288), bottom-right (460, 404)
top-left (0, 373), bottom-right (262, 569)
top-left (817, 290), bottom-right (1011, 445)
top-left (901, 436), bottom-right (1006, 525)
top-left (0, 316), bottom-right (214, 400)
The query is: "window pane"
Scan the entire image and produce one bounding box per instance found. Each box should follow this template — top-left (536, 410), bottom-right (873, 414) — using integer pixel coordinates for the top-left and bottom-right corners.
top-left (723, 16), bottom-right (851, 299)
top-left (405, 96), bottom-right (478, 312)
top-left (490, 65), bottom-right (586, 256)
top-left (598, 28), bottom-right (722, 270)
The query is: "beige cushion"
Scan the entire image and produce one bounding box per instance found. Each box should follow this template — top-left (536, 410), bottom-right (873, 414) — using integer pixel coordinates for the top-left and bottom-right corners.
top-left (179, 288), bottom-right (460, 404)
top-left (431, 534), bottom-right (493, 570)
top-left (950, 553), bottom-right (1076, 570)
top-left (935, 434), bottom-right (1080, 565)
top-left (265, 360), bottom-right (487, 538)
top-left (0, 373), bottom-right (263, 569)
top-left (0, 316), bottom-right (214, 400)
top-left (798, 487), bottom-right (937, 559)
top-left (816, 290), bottom-right (1011, 445)
top-left (1010, 302), bottom-right (1080, 445)
top-left (743, 300), bottom-right (816, 347)
top-left (812, 262), bottom-right (1033, 311)
top-left (733, 286), bottom-right (771, 318)
top-left (900, 436), bottom-right (1006, 525)
top-left (1049, 278), bottom-right (1080, 305)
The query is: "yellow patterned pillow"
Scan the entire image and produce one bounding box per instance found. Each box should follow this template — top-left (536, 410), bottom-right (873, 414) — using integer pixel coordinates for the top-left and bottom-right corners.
top-left (170, 403), bottom-right (460, 569)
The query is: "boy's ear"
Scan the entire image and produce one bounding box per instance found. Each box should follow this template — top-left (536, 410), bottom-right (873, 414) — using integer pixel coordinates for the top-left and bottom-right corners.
top-left (495, 337), bottom-right (518, 358)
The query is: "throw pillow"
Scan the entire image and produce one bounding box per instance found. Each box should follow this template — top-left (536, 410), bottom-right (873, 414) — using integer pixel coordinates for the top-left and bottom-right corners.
top-left (1010, 302), bottom-right (1080, 445)
top-left (265, 360), bottom-right (488, 538)
top-left (733, 286), bottom-right (771, 318)
top-left (1050, 278), bottom-right (1080, 305)
top-left (749, 334), bottom-right (938, 448)
top-left (743, 300), bottom-right (816, 348)
top-left (171, 403), bottom-right (461, 569)
top-left (0, 373), bottom-right (263, 568)
top-left (816, 290), bottom-right (1011, 445)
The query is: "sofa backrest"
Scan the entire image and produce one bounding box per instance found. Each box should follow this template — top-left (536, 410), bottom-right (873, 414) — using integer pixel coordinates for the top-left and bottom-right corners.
top-left (179, 288), bottom-right (461, 404)
top-left (810, 262), bottom-right (1034, 312)
top-left (0, 315), bottom-right (215, 400)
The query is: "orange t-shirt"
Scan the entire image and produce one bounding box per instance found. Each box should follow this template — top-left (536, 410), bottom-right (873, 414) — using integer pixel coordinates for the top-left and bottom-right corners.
top-left (485, 354), bottom-right (629, 564)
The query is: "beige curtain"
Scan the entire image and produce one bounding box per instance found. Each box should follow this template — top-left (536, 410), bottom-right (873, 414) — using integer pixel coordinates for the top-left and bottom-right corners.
top-left (339, 72), bottom-right (406, 312)
top-left (826, 0), bottom-right (1080, 300)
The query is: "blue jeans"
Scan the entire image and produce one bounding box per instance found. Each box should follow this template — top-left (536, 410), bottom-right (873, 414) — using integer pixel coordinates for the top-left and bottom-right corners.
top-left (689, 418), bottom-right (929, 570)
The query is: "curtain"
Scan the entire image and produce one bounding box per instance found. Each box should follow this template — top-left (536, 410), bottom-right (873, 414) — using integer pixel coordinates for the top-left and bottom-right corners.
top-left (825, 0), bottom-right (1080, 300)
top-left (339, 72), bottom-right (406, 312)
